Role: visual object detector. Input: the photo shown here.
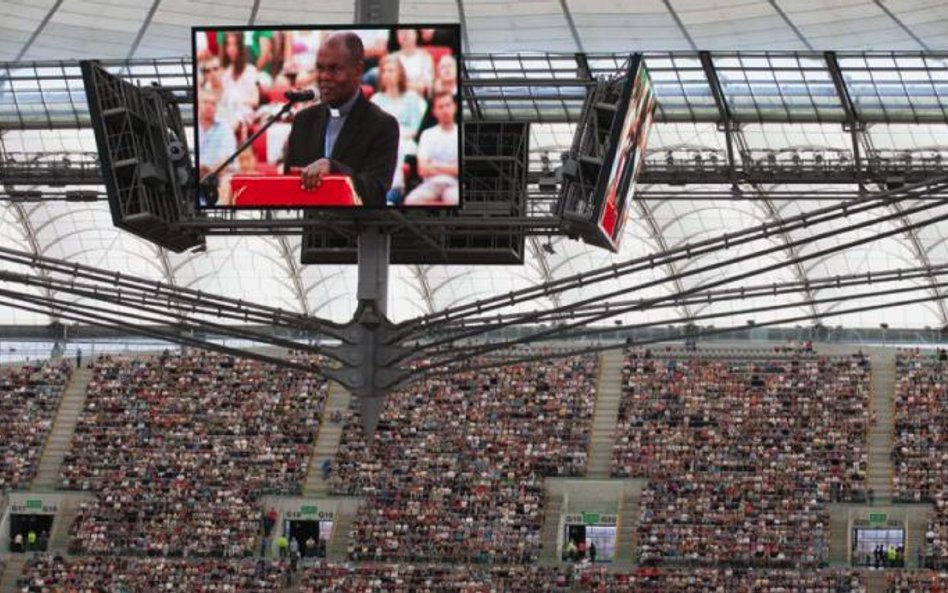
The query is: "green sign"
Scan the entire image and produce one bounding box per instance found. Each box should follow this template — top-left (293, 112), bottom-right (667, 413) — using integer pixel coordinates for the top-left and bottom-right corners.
top-left (583, 513), bottom-right (600, 525)
top-left (869, 513), bottom-right (887, 524)
top-left (300, 505), bottom-right (318, 516)
top-left (25, 500), bottom-right (42, 509)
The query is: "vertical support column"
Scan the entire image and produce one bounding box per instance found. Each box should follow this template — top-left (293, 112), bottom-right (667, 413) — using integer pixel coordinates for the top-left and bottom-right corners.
top-left (356, 225), bottom-right (390, 314)
top-left (355, 225), bottom-right (390, 441)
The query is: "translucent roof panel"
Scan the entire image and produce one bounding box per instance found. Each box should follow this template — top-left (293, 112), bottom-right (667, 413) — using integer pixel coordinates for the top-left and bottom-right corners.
top-left (134, 0), bottom-right (252, 60)
top-left (775, 0), bottom-right (922, 50)
top-left (21, 0), bottom-right (154, 61)
top-left (463, 0), bottom-right (575, 53)
top-left (713, 53), bottom-right (846, 123)
top-left (566, 0), bottom-right (692, 53)
top-left (0, 0), bottom-right (59, 61)
top-left (838, 53), bottom-right (948, 123)
top-left (673, 0), bottom-right (807, 50)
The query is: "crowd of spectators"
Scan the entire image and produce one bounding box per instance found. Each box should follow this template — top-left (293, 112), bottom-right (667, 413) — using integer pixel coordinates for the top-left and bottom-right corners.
top-left (58, 350), bottom-right (328, 557)
top-left (576, 566), bottom-right (866, 592)
top-left (895, 349), bottom-right (948, 568)
top-left (614, 348), bottom-right (870, 566)
top-left (0, 359), bottom-right (72, 491)
top-left (330, 355), bottom-right (598, 563)
top-left (195, 27), bottom-right (460, 205)
top-left (300, 562), bottom-right (574, 593)
top-left (894, 349), bottom-right (948, 502)
top-left (17, 553), bottom-right (291, 592)
top-left (295, 563), bottom-right (865, 593)
top-left (887, 571), bottom-right (948, 593)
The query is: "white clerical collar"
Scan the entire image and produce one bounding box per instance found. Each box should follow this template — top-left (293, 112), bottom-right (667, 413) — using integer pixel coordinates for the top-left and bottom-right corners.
top-left (328, 89), bottom-right (360, 119)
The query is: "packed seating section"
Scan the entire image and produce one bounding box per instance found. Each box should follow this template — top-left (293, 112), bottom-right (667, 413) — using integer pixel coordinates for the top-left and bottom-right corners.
top-left (299, 563), bottom-right (866, 593)
top-left (17, 553), bottom-right (291, 592)
top-left (330, 355), bottom-right (598, 563)
top-left (0, 360), bottom-right (72, 491)
top-left (614, 347), bottom-right (871, 566)
top-left (58, 350), bottom-right (327, 557)
top-left (887, 570), bottom-right (948, 592)
top-left (895, 349), bottom-right (948, 568)
top-left (15, 347), bottom-right (948, 591)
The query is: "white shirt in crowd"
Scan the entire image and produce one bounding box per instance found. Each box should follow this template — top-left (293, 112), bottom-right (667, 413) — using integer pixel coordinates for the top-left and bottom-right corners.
top-left (417, 123), bottom-right (458, 186)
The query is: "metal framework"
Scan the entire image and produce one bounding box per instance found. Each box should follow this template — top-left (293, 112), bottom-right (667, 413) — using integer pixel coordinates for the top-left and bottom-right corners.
top-left (1, 50), bottom-right (948, 432)
top-left (2, 51), bottom-right (947, 128)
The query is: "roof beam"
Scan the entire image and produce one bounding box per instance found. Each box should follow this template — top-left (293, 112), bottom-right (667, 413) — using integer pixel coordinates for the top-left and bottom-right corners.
top-left (527, 237), bottom-right (563, 310)
top-left (275, 236), bottom-right (312, 316)
top-left (410, 265), bottom-right (437, 315)
top-left (14, 0), bottom-right (64, 61)
top-left (767, 0), bottom-right (814, 51)
top-left (871, 0), bottom-right (931, 51)
top-left (661, 0), bottom-right (698, 51)
top-left (635, 200), bottom-right (693, 321)
top-left (557, 0), bottom-right (585, 53)
top-left (125, 0), bottom-right (162, 61)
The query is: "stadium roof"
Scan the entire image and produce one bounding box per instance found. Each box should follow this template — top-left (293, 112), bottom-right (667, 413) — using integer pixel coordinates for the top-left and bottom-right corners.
top-left (1, 0), bottom-right (947, 332)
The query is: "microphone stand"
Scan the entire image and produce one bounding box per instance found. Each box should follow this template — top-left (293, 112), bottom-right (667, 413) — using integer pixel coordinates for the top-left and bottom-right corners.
top-left (198, 99), bottom-right (301, 202)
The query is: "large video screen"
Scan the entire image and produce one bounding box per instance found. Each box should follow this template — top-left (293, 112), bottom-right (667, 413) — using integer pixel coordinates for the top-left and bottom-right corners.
top-left (192, 25), bottom-right (462, 210)
top-left (596, 57), bottom-right (656, 249)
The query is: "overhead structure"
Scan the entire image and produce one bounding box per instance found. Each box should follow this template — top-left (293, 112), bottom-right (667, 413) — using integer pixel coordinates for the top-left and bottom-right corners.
top-left (0, 0), bottom-right (947, 382)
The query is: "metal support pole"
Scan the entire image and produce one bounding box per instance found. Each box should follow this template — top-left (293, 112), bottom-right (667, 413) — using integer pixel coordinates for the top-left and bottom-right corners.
top-left (356, 225), bottom-right (390, 313)
top-left (352, 225), bottom-right (393, 440)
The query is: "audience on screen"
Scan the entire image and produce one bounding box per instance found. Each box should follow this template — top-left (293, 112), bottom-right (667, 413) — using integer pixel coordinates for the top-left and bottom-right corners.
top-left (370, 54), bottom-right (427, 204)
top-left (194, 27), bottom-right (459, 202)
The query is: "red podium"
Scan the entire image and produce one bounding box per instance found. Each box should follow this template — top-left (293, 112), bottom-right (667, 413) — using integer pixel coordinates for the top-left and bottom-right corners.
top-left (229, 174), bottom-right (360, 207)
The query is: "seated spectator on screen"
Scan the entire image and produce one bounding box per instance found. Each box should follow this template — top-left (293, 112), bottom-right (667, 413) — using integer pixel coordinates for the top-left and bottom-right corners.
top-left (404, 91), bottom-right (459, 207)
top-left (371, 55), bottom-right (427, 204)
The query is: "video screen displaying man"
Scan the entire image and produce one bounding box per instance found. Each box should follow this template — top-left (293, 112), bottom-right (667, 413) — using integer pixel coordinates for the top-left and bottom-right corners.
top-left (283, 32), bottom-right (399, 208)
top-left (192, 25), bottom-right (462, 209)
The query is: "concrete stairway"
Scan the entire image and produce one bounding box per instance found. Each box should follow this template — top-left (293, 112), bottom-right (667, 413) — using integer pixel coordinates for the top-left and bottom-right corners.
top-left (48, 493), bottom-right (95, 552)
top-left (868, 350), bottom-right (896, 504)
top-left (0, 555), bottom-right (27, 593)
top-left (906, 506), bottom-right (932, 568)
top-left (828, 504), bottom-right (851, 567)
top-left (31, 367), bottom-right (94, 491)
top-left (538, 490), bottom-right (565, 565)
top-left (863, 571), bottom-right (886, 593)
top-left (326, 509), bottom-right (355, 562)
top-left (613, 482), bottom-right (643, 568)
top-left (303, 382), bottom-right (352, 497)
top-left (586, 351), bottom-right (624, 479)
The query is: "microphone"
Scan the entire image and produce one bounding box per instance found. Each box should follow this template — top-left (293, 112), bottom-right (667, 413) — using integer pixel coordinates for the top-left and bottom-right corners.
top-left (284, 89), bottom-right (316, 103)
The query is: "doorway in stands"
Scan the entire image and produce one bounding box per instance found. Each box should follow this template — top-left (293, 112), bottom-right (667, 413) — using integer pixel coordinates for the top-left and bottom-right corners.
top-left (285, 518), bottom-right (333, 558)
top-left (853, 526), bottom-right (905, 568)
top-left (562, 513), bottom-right (616, 563)
top-left (8, 514), bottom-right (53, 553)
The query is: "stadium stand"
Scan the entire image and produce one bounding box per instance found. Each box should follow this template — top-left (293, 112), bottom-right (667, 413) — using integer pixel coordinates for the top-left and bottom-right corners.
top-left (56, 351), bottom-right (328, 556)
top-left (296, 563), bottom-right (866, 592)
top-left (895, 349), bottom-right (948, 569)
top-left (614, 348), bottom-right (870, 566)
top-left (0, 360), bottom-right (73, 491)
top-left (887, 570), bottom-right (948, 592)
top-left (330, 354), bottom-right (598, 563)
top-left (17, 553), bottom-right (291, 592)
